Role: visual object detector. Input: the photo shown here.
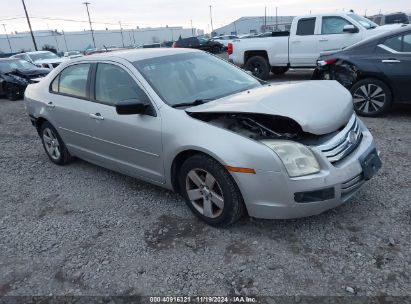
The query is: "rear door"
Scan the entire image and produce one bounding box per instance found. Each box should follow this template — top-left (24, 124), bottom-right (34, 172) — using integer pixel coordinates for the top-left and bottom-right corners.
top-left (318, 16), bottom-right (362, 53)
top-left (289, 17), bottom-right (319, 66)
top-left (48, 63), bottom-right (98, 155)
top-left (375, 31), bottom-right (411, 102)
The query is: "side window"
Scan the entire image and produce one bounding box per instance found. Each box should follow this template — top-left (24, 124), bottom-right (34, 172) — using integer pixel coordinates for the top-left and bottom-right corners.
top-left (322, 17), bottom-right (352, 34)
top-left (403, 33), bottom-right (411, 52)
top-left (57, 64), bottom-right (91, 98)
top-left (383, 35), bottom-right (402, 52)
top-left (296, 18), bottom-right (316, 36)
top-left (95, 63), bottom-right (149, 106)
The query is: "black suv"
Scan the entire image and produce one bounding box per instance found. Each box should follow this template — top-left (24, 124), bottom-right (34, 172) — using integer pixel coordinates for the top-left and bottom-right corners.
top-left (172, 37), bottom-right (223, 54)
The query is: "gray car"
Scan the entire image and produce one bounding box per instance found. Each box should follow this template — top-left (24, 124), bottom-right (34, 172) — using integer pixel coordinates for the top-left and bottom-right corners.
top-left (24, 48), bottom-right (382, 226)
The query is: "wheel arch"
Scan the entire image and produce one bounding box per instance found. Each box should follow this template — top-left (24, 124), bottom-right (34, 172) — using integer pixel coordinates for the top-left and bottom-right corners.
top-left (170, 149), bottom-right (225, 193)
top-left (354, 73), bottom-right (395, 102)
top-left (244, 50), bottom-right (269, 64)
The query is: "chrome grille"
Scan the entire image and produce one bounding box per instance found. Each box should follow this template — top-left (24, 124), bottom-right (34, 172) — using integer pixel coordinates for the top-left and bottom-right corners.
top-left (317, 115), bottom-right (362, 164)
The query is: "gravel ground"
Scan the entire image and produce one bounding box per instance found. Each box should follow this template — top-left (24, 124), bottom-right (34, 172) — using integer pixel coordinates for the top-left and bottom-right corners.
top-left (0, 75), bottom-right (410, 297)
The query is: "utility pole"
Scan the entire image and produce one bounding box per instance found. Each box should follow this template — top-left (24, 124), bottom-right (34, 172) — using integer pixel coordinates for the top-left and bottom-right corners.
top-left (62, 30), bottom-right (69, 51)
top-left (190, 19), bottom-right (193, 36)
top-left (131, 28), bottom-right (136, 45)
top-left (264, 6), bottom-right (267, 32)
top-left (209, 5), bottom-right (214, 36)
top-left (2, 24), bottom-right (13, 52)
top-left (21, 0), bottom-right (38, 50)
top-left (275, 7), bottom-right (278, 31)
top-left (83, 2), bottom-right (96, 48)
top-left (119, 21), bottom-right (125, 47)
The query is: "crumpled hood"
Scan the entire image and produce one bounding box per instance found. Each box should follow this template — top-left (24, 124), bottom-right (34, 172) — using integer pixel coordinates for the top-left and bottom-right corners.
top-left (186, 81), bottom-right (353, 135)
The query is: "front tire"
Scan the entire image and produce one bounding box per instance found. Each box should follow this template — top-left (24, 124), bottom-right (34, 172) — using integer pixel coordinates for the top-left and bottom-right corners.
top-left (179, 154), bottom-right (245, 227)
top-left (245, 56), bottom-right (269, 80)
top-left (40, 121), bottom-right (72, 165)
top-left (5, 84), bottom-right (20, 101)
top-left (350, 78), bottom-right (392, 117)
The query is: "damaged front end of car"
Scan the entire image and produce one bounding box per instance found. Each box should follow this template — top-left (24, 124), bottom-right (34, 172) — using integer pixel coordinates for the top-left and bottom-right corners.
top-left (188, 112), bottom-right (336, 144)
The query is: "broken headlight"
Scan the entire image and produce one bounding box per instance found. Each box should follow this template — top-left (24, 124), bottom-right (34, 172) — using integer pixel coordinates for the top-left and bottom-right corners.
top-left (262, 140), bottom-right (320, 177)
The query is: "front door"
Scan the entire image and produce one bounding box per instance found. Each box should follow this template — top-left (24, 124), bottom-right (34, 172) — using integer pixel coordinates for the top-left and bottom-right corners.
top-left (317, 16), bottom-right (362, 53)
top-left (86, 62), bottom-right (164, 182)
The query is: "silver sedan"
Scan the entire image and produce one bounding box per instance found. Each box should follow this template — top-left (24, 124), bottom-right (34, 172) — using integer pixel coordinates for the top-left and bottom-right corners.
top-left (24, 48), bottom-right (381, 226)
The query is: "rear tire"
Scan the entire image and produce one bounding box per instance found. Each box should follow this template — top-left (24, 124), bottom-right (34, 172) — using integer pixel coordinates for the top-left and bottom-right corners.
top-left (178, 154), bottom-right (245, 227)
top-left (245, 56), bottom-right (270, 80)
top-left (271, 66), bottom-right (289, 75)
top-left (40, 121), bottom-right (73, 165)
top-left (350, 78), bottom-right (392, 117)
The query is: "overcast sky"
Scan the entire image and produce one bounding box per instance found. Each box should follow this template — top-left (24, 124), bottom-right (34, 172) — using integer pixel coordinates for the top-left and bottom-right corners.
top-left (1, 0), bottom-right (410, 33)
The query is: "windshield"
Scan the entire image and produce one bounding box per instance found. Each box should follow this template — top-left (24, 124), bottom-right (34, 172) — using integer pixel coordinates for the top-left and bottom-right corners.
top-left (29, 52), bottom-right (60, 61)
top-left (0, 59), bottom-right (37, 73)
top-left (348, 13), bottom-right (378, 29)
top-left (133, 52), bottom-right (261, 107)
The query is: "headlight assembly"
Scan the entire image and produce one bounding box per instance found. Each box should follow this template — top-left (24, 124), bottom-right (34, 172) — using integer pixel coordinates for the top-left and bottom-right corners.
top-left (261, 140), bottom-right (320, 177)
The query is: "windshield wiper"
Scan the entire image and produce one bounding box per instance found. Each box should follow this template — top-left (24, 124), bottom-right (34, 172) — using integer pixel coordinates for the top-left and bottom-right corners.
top-left (172, 99), bottom-right (214, 108)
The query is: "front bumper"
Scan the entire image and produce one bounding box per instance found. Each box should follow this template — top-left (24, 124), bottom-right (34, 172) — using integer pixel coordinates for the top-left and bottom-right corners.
top-left (231, 120), bottom-right (380, 219)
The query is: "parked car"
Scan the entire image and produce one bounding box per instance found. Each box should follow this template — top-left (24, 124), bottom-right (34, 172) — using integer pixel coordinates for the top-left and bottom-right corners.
top-left (369, 12), bottom-right (410, 26)
top-left (172, 37), bottom-right (223, 53)
top-left (0, 58), bottom-right (50, 100)
top-left (11, 51), bottom-right (68, 69)
top-left (313, 25), bottom-right (411, 117)
top-left (142, 43), bottom-right (161, 48)
top-left (24, 48), bottom-right (381, 226)
top-left (228, 12), bottom-right (403, 79)
top-left (212, 35), bottom-right (239, 47)
top-left (64, 50), bottom-right (83, 59)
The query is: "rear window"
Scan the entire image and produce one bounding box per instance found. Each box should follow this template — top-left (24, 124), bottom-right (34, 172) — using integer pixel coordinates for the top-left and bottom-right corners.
top-left (296, 18), bottom-right (316, 36)
top-left (385, 14), bottom-right (408, 24)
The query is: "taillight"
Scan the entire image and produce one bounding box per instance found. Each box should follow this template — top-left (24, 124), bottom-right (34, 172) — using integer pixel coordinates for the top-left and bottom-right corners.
top-left (172, 42), bottom-right (176, 48)
top-left (317, 58), bottom-right (337, 66)
top-left (227, 43), bottom-right (233, 55)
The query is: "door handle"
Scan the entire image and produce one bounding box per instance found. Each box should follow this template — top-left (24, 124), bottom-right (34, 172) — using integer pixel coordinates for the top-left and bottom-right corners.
top-left (292, 40), bottom-right (301, 43)
top-left (382, 59), bottom-right (401, 63)
top-left (46, 102), bottom-right (55, 109)
top-left (89, 113), bottom-right (104, 120)
top-left (319, 38), bottom-right (328, 42)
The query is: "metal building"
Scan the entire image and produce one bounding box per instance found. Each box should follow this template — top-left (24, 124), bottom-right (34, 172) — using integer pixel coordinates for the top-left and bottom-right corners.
top-left (213, 16), bottom-right (294, 36)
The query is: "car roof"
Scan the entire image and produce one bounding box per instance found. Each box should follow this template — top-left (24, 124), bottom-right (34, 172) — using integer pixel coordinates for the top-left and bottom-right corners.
top-left (72, 48), bottom-right (199, 62)
top-left (0, 58), bottom-right (19, 61)
top-left (25, 51), bottom-right (52, 54)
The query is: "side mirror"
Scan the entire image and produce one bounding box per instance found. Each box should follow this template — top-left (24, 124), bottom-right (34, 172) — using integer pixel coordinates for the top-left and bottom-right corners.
top-left (343, 24), bottom-right (359, 33)
top-left (116, 99), bottom-right (156, 116)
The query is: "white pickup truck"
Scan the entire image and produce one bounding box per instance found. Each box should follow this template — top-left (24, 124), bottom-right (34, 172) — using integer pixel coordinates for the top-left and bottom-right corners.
top-left (228, 12), bottom-right (402, 80)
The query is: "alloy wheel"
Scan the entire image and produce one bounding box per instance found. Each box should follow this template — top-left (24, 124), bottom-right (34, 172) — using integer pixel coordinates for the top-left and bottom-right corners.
top-left (43, 128), bottom-right (61, 160)
top-left (185, 168), bottom-right (224, 219)
top-left (353, 84), bottom-right (386, 114)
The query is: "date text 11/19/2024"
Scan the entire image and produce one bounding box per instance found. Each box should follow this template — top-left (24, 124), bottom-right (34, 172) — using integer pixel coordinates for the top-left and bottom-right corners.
top-left (149, 296), bottom-right (258, 303)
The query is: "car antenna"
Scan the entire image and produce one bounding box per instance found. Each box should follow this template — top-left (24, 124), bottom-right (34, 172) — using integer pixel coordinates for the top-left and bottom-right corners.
top-left (103, 44), bottom-right (108, 51)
